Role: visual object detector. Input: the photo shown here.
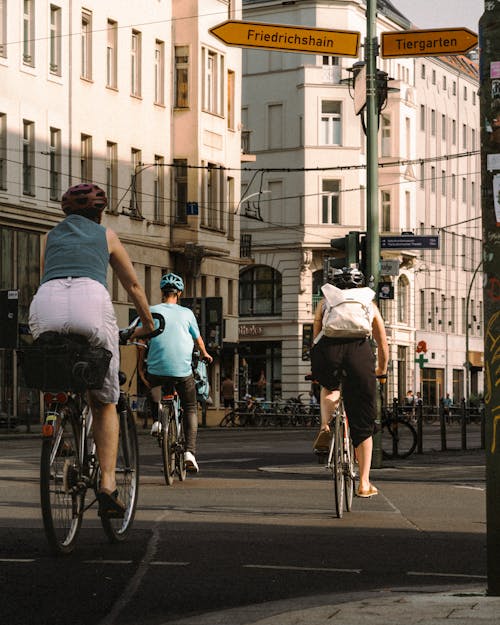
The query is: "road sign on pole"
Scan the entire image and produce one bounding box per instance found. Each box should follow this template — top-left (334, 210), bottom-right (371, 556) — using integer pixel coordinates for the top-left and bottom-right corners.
top-left (210, 20), bottom-right (360, 57)
top-left (380, 235), bottom-right (439, 250)
top-left (381, 28), bottom-right (478, 58)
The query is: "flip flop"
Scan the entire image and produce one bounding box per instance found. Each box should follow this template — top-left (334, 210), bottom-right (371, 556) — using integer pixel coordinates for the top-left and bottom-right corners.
top-left (97, 488), bottom-right (126, 518)
top-left (357, 484), bottom-right (378, 498)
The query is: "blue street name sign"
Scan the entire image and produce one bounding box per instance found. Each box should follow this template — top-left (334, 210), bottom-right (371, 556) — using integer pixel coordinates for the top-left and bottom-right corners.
top-left (380, 235), bottom-right (439, 249)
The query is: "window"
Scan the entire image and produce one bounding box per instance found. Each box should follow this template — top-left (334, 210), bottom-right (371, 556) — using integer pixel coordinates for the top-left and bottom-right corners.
top-left (154, 40), bottom-right (164, 104)
top-left (22, 120), bottom-right (35, 195)
top-left (0, 0), bottom-right (6, 58)
top-left (320, 101), bottom-right (341, 145)
top-left (442, 75), bottom-right (447, 90)
top-left (472, 91), bottom-right (476, 105)
top-left (80, 134), bottom-right (92, 182)
top-left (228, 279), bottom-right (234, 315)
top-left (130, 148), bottom-right (141, 214)
top-left (441, 170), bottom-right (446, 196)
top-left (421, 64), bottom-right (425, 79)
top-left (23, 0), bottom-right (35, 66)
top-left (81, 10), bottom-right (92, 79)
top-left (462, 177), bottom-right (467, 203)
top-left (239, 266), bottom-right (282, 317)
top-left (0, 113), bottom-right (5, 189)
top-left (451, 173), bottom-right (456, 199)
top-left (441, 114), bottom-right (446, 140)
top-left (450, 296), bottom-right (456, 332)
top-left (451, 233), bottom-right (457, 268)
top-left (463, 85), bottom-right (467, 100)
top-left (432, 69), bottom-right (436, 84)
top-left (174, 46), bottom-right (189, 108)
top-left (268, 103), bottom-right (283, 149)
top-left (50, 5), bottom-right (62, 75)
top-left (397, 276), bottom-right (409, 324)
top-left (419, 290), bottom-right (425, 329)
top-left (462, 124), bottom-right (467, 149)
top-left (381, 190), bottom-right (391, 231)
top-left (381, 114), bottom-right (391, 156)
top-left (452, 119), bottom-right (456, 144)
top-left (471, 128), bottom-right (476, 149)
top-left (431, 166), bottom-right (436, 193)
top-left (106, 20), bottom-right (117, 88)
top-left (173, 158), bottom-right (187, 223)
top-left (227, 70), bottom-right (235, 129)
top-left (461, 297), bottom-right (466, 334)
top-left (431, 109), bottom-right (436, 136)
top-left (227, 176), bottom-right (235, 239)
top-left (420, 162), bottom-right (425, 189)
top-left (131, 30), bottom-right (141, 96)
top-left (106, 141), bottom-right (117, 212)
top-left (462, 235), bottom-right (467, 270)
top-left (452, 81), bottom-right (456, 96)
top-left (420, 105), bottom-right (425, 131)
top-left (321, 180), bottom-right (340, 224)
top-left (202, 47), bottom-right (224, 114)
top-left (322, 55), bottom-right (340, 82)
top-left (153, 155), bottom-right (164, 222)
top-left (203, 163), bottom-right (224, 229)
top-left (471, 181), bottom-right (475, 207)
top-left (430, 291), bottom-right (436, 330)
top-left (49, 127), bottom-right (61, 201)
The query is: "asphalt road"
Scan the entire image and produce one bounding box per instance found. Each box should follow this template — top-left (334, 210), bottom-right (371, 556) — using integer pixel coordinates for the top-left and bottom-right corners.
top-left (0, 427), bottom-right (486, 625)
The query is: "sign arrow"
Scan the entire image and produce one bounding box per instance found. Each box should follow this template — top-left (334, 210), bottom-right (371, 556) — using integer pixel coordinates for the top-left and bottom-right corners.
top-left (210, 20), bottom-right (360, 57)
top-left (381, 27), bottom-right (478, 58)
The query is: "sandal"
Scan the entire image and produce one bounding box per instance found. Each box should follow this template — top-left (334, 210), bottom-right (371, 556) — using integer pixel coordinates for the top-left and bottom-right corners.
top-left (97, 488), bottom-right (126, 518)
top-left (313, 428), bottom-right (332, 452)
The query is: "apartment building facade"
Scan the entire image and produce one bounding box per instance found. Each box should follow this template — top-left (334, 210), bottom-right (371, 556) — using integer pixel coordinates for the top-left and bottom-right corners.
top-left (239, 0), bottom-right (483, 405)
top-left (0, 0), bottom-right (242, 420)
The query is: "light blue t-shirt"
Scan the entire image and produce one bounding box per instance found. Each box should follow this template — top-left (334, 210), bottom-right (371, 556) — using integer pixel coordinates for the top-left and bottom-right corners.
top-left (147, 303), bottom-right (200, 378)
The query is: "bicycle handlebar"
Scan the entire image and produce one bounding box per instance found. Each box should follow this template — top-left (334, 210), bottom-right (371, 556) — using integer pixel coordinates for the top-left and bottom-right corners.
top-left (119, 312), bottom-right (165, 345)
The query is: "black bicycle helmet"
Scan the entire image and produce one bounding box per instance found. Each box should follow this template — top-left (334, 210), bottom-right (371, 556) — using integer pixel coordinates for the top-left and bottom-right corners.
top-left (330, 267), bottom-right (365, 289)
top-left (61, 183), bottom-right (108, 221)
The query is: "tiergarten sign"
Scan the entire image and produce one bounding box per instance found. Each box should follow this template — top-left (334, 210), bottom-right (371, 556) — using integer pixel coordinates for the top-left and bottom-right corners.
top-left (381, 27), bottom-right (478, 58)
top-left (210, 20), bottom-right (360, 57)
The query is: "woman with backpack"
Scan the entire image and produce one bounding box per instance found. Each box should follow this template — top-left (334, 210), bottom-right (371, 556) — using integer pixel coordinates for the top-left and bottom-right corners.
top-left (311, 267), bottom-right (388, 498)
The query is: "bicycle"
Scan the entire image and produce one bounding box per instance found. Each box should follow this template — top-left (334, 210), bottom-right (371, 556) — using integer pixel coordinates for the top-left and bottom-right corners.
top-left (157, 385), bottom-right (187, 486)
top-left (316, 396), bottom-right (356, 519)
top-left (381, 407), bottom-right (418, 459)
top-left (21, 313), bottom-right (164, 555)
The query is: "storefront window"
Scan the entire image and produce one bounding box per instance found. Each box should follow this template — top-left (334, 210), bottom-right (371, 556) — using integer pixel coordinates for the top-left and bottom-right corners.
top-left (238, 341), bottom-right (281, 400)
top-left (239, 265), bottom-right (282, 317)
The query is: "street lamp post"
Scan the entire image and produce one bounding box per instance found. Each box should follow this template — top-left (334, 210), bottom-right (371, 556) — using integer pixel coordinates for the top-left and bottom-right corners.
top-left (465, 259), bottom-right (484, 406)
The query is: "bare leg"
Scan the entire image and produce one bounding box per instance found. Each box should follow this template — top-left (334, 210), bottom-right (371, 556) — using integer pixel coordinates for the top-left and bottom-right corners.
top-left (319, 387), bottom-right (341, 431)
top-left (89, 400), bottom-right (119, 492)
top-left (356, 436), bottom-right (373, 492)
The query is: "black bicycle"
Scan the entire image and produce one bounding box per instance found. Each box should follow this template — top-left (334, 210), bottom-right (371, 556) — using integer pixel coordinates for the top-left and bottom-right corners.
top-left (381, 408), bottom-right (418, 459)
top-left (21, 314), bottom-right (164, 555)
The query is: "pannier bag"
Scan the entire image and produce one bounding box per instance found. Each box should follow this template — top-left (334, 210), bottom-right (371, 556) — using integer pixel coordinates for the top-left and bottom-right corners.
top-left (314, 284), bottom-right (375, 343)
top-left (19, 332), bottom-right (112, 392)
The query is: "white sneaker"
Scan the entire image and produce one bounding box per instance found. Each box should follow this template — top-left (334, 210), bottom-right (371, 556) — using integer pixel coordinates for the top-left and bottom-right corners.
top-left (150, 421), bottom-right (161, 436)
top-left (184, 451), bottom-right (199, 473)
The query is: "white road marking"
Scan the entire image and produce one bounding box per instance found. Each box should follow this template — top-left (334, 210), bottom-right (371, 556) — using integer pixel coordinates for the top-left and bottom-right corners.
top-left (453, 485), bottom-right (485, 491)
top-left (0, 558), bottom-right (35, 563)
top-left (85, 560), bottom-right (134, 565)
top-left (151, 561), bottom-right (190, 566)
top-left (407, 571), bottom-right (487, 580)
top-left (243, 564), bottom-right (361, 574)
top-left (202, 458), bottom-right (260, 464)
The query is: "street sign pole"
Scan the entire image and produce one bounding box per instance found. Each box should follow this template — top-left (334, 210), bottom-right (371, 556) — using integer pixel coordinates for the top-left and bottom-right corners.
top-left (365, 0), bottom-right (382, 469)
top-left (479, 0), bottom-right (500, 597)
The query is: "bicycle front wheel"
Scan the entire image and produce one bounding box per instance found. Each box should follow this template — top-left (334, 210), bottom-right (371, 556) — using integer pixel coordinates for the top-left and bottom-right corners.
top-left (382, 418), bottom-right (417, 459)
top-left (161, 404), bottom-right (176, 486)
top-left (101, 402), bottom-right (139, 542)
top-left (344, 422), bottom-right (355, 512)
top-left (332, 413), bottom-right (345, 518)
top-left (40, 406), bottom-right (84, 555)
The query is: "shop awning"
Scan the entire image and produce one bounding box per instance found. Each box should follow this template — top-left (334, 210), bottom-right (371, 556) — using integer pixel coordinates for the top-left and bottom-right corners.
top-left (467, 351), bottom-right (484, 368)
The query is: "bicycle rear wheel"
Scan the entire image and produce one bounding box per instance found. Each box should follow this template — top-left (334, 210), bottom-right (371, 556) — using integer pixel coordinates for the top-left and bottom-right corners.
top-left (101, 401), bottom-right (139, 542)
top-left (161, 403), bottom-right (176, 486)
top-left (382, 418), bottom-right (417, 459)
top-left (332, 413), bottom-right (345, 518)
top-left (40, 405), bottom-right (84, 555)
top-left (344, 421), bottom-right (355, 512)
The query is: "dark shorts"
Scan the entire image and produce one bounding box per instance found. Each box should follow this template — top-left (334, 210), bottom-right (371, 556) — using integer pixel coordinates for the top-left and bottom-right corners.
top-left (311, 337), bottom-right (376, 447)
top-left (223, 398), bottom-right (235, 409)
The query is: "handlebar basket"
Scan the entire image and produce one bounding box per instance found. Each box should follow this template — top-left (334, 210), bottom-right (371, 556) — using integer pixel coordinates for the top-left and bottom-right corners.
top-left (18, 332), bottom-right (112, 393)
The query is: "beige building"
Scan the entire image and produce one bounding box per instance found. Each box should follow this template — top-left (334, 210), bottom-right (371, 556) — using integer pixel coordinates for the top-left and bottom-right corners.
top-left (239, 0), bottom-right (483, 405)
top-left (0, 0), bottom-right (242, 421)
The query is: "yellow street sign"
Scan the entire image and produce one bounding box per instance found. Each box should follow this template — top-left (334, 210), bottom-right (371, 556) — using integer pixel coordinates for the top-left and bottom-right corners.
top-left (210, 20), bottom-right (360, 57)
top-left (381, 28), bottom-right (478, 58)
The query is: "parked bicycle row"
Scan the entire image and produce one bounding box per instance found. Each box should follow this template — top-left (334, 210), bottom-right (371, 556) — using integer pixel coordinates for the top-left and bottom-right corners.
top-left (218, 395), bottom-right (321, 428)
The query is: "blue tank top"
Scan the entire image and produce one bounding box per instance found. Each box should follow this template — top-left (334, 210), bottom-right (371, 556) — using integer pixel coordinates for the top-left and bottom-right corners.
top-left (41, 214), bottom-right (109, 287)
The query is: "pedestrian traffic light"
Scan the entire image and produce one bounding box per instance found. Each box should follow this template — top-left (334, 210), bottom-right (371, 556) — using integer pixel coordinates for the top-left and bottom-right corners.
top-left (329, 231), bottom-right (361, 269)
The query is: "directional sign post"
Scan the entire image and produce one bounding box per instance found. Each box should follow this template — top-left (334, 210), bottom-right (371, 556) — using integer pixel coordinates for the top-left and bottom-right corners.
top-left (380, 235), bottom-right (440, 250)
top-left (381, 28), bottom-right (478, 58)
top-left (210, 20), bottom-right (360, 57)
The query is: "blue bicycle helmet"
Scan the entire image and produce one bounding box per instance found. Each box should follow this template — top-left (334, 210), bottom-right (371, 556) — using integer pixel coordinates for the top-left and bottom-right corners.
top-left (160, 272), bottom-right (184, 292)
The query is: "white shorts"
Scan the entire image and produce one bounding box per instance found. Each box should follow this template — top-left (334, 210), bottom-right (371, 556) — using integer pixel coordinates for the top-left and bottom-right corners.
top-left (29, 278), bottom-right (120, 404)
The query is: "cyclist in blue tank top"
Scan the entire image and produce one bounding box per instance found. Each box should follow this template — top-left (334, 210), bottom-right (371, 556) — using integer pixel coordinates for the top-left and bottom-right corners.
top-left (138, 273), bottom-right (213, 473)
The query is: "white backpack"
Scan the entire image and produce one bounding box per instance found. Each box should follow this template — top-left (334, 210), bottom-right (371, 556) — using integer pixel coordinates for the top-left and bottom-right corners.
top-left (314, 284), bottom-right (375, 343)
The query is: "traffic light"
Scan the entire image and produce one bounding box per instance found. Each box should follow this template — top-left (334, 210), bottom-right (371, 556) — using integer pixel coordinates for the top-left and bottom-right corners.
top-left (329, 231), bottom-right (361, 268)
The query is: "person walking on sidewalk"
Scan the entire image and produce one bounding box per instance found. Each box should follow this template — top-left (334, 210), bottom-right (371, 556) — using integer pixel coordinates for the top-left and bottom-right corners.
top-left (221, 374), bottom-right (235, 416)
top-left (311, 267), bottom-right (388, 498)
top-left (138, 273), bottom-right (212, 473)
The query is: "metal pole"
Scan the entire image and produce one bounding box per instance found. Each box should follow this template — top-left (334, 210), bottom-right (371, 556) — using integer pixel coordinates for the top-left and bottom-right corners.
top-left (465, 258), bottom-right (484, 406)
top-left (479, 0), bottom-right (500, 596)
top-left (365, 0), bottom-right (382, 468)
